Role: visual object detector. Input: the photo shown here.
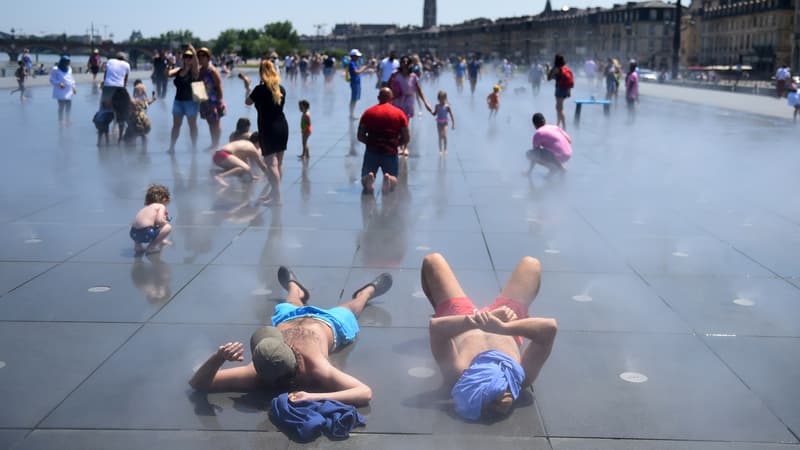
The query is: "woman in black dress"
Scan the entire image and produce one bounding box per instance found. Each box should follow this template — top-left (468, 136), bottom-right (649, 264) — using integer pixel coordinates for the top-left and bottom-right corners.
top-left (243, 59), bottom-right (288, 206)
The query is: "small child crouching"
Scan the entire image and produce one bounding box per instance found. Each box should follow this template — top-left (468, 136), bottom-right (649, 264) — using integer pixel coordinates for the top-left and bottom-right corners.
top-left (130, 184), bottom-right (172, 255)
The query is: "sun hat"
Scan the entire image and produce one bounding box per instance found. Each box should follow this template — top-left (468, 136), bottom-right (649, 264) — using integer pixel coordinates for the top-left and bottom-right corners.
top-left (349, 49), bottom-right (362, 57)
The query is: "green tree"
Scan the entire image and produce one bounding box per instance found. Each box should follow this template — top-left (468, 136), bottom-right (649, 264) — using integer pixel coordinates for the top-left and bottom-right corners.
top-left (212, 29), bottom-right (240, 55)
top-left (158, 30), bottom-right (205, 48)
top-left (129, 30), bottom-right (144, 42)
top-left (263, 21), bottom-right (299, 46)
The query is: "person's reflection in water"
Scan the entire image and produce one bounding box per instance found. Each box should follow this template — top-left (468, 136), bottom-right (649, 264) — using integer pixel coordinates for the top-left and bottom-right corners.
top-left (347, 118), bottom-right (359, 156)
top-left (358, 158), bottom-right (410, 268)
top-left (433, 152), bottom-right (449, 215)
top-left (258, 207), bottom-right (284, 288)
top-left (300, 159), bottom-right (311, 203)
top-left (170, 152), bottom-right (210, 264)
top-left (130, 252), bottom-right (172, 305)
top-left (212, 182), bottom-right (263, 226)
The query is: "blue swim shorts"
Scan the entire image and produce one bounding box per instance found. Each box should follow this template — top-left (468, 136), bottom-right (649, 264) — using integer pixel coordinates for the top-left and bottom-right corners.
top-left (172, 100), bottom-right (199, 117)
top-left (350, 82), bottom-right (361, 103)
top-left (272, 304), bottom-right (360, 350)
top-left (361, 150), bottom-right (399, 178)
top-left (129, 226), bottom-right (160, 244)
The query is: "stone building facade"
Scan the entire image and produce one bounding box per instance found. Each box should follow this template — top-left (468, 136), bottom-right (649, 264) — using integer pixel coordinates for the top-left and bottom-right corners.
top-left (697, 0), bottom-right (794, 72)
top-left (302, 0), bottom-right (798, 76)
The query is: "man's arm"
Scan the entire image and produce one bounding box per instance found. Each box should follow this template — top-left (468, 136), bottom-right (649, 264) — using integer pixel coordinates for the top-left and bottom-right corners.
top-left (240, 74), bottom-right (254, 106)
top-left (357, 122), bottom-right (368, 144)
top-left (398, 125), bottom-right (410, 148)
top-left (291, 363), bottom-right (372, 406)
top-left (518, 318), bottom-right (557, 386)
top-left (189, 342), bottom-right (262, 392)
top-left (468, 313), bottom-right (557, 386)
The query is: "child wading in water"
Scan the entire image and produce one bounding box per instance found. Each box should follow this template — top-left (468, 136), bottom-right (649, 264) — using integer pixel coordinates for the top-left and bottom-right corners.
top-left (130, 184), bottom-right (173, 255)
top-left (10, 60), bottom-right (27, 101)
top-left (298, 99), bottom-right (312, 160)
top-left (487, 84), bottom-right (501, 119)
top-left (431, 90), bottom-right (455, 152)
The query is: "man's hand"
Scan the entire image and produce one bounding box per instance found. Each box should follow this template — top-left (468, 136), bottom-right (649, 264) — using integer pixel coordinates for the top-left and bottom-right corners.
top-left (216, 342), bottom-right (244, 362)
top-left (288, 391), bottom-right (314, 403)
top-left (471, 311), bottom-right (507, 334)
top-left (488, 306), bottom-right (517, 323)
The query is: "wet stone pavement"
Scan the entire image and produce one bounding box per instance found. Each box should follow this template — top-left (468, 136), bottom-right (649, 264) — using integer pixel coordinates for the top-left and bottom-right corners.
top-left (1, 71), bottom-right (799, 450)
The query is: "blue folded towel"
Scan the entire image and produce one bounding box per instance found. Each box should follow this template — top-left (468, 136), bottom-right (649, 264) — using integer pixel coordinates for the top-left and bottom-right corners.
top-left (270, 393), bottom-right (366, 442)
top-left (451, 350), bottom-right (525, 420)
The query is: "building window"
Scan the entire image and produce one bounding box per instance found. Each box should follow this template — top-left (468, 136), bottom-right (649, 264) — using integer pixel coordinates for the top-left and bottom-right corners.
top-left (650, 10), bottom-right (657, 20)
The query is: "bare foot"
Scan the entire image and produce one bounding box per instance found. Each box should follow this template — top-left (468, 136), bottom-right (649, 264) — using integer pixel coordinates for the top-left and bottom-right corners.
top-left (145, 244), bottom-right (162, 254)
top-left (261, 195), bottom-right (282, 206)
top-left (381, 174), bottom-right (397, 194)
top-left (214, 175), bottom-right (229, 187)
top-left (363, 172), bottom-right (376, 193)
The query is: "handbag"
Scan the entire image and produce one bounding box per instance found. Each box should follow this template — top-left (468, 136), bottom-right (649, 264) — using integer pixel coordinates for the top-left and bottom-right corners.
top-left (191, 81), bottom-right (208, 103)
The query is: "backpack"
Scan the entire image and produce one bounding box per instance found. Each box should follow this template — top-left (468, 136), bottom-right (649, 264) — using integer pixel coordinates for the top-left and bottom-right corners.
top-left (558, 66), bottom-right (574, 90)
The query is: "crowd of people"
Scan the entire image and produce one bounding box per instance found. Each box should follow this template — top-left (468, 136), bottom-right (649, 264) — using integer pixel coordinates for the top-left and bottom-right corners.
top-left (105, 47), bottom-right (564, 431)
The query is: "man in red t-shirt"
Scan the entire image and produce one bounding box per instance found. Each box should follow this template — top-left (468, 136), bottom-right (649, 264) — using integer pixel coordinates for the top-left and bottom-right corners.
top-left (357, 88), bottom-right (409, 194)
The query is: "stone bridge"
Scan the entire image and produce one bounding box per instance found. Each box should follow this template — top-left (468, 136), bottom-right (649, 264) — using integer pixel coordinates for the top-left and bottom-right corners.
top-left (0, 37), bottom-right (159, 65)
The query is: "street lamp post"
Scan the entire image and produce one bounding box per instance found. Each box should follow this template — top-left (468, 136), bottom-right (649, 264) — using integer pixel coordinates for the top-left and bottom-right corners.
top-left (672, 0), bottom-right (681, 79)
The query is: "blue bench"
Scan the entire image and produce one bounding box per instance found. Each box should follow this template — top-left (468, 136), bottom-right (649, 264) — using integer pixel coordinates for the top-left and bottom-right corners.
top-left (574, 98), bottom-right (612, 126)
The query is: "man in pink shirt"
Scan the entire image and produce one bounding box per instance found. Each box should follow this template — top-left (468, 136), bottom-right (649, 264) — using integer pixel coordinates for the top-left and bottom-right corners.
top-left (526, 113), bottom-right (571, 177)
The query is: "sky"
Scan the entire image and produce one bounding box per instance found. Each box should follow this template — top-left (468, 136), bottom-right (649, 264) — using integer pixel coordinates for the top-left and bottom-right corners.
top-left (2, 0), bottom-right (654, 41)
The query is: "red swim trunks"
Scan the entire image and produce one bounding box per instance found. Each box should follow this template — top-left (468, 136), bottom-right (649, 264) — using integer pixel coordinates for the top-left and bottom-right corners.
top-left (434, 296), bottom-right (529, 345)
top-left (212, 150), bottom-right (229, 166)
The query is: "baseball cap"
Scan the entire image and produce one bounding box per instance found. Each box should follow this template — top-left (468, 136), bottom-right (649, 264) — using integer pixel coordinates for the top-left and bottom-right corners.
top-left (349, 49), bottom-right (362, 57)
top-left (249, 326), bottom-right (297, 385)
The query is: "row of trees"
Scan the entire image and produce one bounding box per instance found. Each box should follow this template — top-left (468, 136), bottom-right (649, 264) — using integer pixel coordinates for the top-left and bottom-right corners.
top-left (129, 21), bottom-right (302, 59)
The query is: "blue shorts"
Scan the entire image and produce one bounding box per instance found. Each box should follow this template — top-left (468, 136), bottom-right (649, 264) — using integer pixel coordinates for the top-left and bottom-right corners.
top-left (555, 87), bottom-right (571, 99)
top-left (272, 304), bottom-right (360, 350)
top-left (361, 151), bottom-right (399, 178)
top-left (129, 226), bottom-right (160, 244)
top-left (172, 100), bottom-right (199, 117)
top-left (350, 83), bottom-right (361, 102)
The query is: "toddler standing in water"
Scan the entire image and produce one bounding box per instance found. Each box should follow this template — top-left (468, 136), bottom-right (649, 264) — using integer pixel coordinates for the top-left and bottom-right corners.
top-left (487, 84), bottom-right (501, 118)
top-left (130, 184), bottom-right (173, 255)
top-left (431, 90), bottom-right (455, 152)
top-left (298, 99), bottom-right (312, 160)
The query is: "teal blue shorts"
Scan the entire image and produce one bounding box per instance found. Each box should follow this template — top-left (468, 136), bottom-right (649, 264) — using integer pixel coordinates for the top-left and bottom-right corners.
top-left (271, 304), bottom-right (360, 350)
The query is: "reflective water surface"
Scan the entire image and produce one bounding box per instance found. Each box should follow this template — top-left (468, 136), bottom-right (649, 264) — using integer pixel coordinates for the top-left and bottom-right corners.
top-left (1, 71), bottom-right (799, 449)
